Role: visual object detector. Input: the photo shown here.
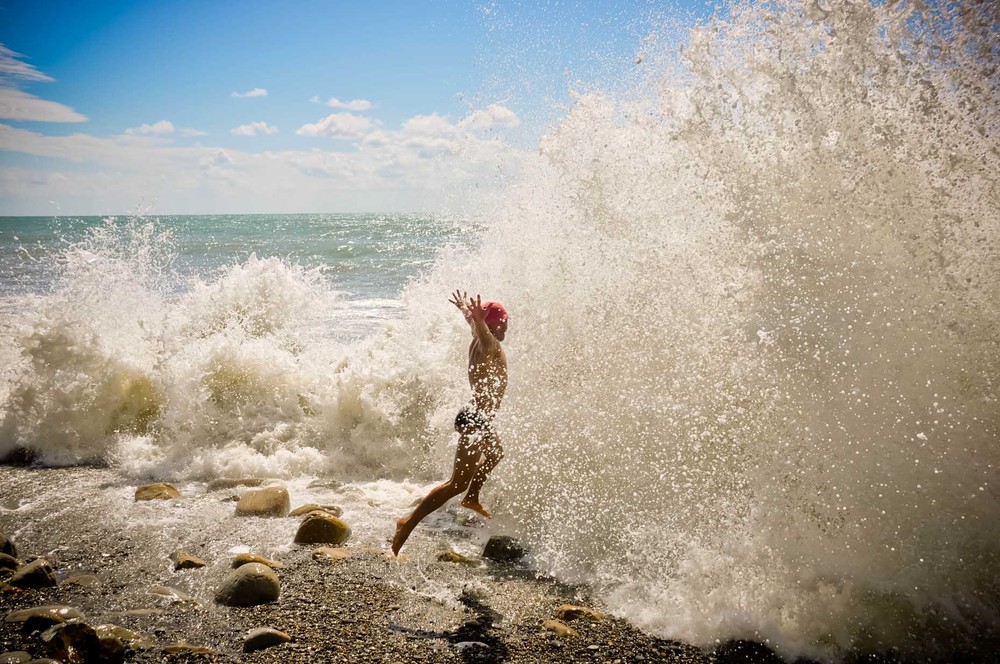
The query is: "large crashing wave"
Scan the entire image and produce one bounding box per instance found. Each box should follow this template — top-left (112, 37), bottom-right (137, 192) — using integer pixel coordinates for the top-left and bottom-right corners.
top-left (0, 217), bottom-right (474, 478)
top-left (479, 0), bottom-right (999, 660)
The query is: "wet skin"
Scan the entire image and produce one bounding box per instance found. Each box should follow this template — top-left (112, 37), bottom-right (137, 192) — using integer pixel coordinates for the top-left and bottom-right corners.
top-left (392, 291), bottom-right (507, 556)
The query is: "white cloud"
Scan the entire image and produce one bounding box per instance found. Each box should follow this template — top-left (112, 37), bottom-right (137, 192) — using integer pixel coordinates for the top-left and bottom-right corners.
top-left (231, 88), bottom-right (268, 98)
top-left (126, 120), bottom-right (175, 135)
top-left (326, 97), bottom-right (373, 111)
top-left (231, 121), bottom-right (278, 136)
top-left (178, 127), bottom-right (208, 137)
top-left (310, 96), bottom-right (373, 111)
top-left (0, 46), bottom-right (87, 123)
top-left (0, 45), bottom-right (54, 83)
top-left (401, 113), bottom-right (456, 137)
top-left (0, 87), bottom-right (87, 123)
top-left (296, 113), bottom-right (373, 139)
top-left (0, 103), bottom-right (534, 214)
top-left (459, 104), bottom-right (520, 130)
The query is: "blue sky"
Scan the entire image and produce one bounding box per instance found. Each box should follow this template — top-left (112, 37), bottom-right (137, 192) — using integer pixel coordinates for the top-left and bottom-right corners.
top-left (0, 0), bottom-right (704, 214)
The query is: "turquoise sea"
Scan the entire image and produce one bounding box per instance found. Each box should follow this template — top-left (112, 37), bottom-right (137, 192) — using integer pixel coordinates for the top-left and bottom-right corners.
top-left (0, 214), bottom-right (473, 335)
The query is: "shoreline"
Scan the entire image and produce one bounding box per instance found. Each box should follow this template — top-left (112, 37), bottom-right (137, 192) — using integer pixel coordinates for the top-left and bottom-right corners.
top-left (0, 466), bottom-right (990, 663)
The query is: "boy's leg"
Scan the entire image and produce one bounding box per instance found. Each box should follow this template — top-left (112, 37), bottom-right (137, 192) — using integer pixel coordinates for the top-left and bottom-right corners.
top-left (392, 435), bottom-right (481, 556)
top-left (461, 434), bottom-right (503, 518)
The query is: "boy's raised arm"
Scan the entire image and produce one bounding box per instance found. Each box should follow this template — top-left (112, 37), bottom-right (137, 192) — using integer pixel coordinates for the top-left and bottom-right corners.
top-left (465, 294), bottom-right (499, 353)
top-left (449, 289), bottom-right (473, 327)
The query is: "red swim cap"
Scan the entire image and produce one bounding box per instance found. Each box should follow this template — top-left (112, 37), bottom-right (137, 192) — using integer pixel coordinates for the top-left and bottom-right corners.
top-left (482, 301), bottom-right (509, 329)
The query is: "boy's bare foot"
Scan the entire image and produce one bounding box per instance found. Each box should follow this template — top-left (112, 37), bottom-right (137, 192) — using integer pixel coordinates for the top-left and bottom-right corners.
top-left (392, 517), bottom-right (410, 556)
top-left (460, 497), bottom-right (492, 519)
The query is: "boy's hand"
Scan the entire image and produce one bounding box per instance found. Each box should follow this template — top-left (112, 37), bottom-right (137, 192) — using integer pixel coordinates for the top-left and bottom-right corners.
top-left (449, 289), bottom-right (468, 311)
top-left (466, 294), bottom-right (486, 322)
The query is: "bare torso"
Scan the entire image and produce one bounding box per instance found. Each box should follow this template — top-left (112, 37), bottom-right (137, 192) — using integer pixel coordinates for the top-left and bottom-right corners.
top-left (468, 338), bottom-right (507, 416)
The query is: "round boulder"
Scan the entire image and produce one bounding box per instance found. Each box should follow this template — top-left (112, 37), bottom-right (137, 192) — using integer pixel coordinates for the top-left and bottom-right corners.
top-left (293, 513), bottom-right (351, 546)
top-left (482, 535), bottom-right (525, 563)
top-left (9, 559), bottom-right (57, 589)
top-left (134, 483), bottom-right (180, 501)
top-left (215, 563), bottom-right (280, 607)
top-left (235, 486), bottom-right (290, 518)
top-left (0, 531), bottom-right (16, 558)
top-left (0, 553), bottom-right (19, 572)
top-left (244, 627), bottom-right (291, 652)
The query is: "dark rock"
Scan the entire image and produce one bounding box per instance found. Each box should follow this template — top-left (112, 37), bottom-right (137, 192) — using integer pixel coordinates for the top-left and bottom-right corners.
top-left (288, 503), bottom-right (342, 517)
top-left (244, 627), bottom-right (291, 652)
top-left (294, 512), bottom-right (351, 545)
top-left (215, 563), bottom-right (280, 607)
top-left (555, 604), bottom-right (605, 621)
top-left (235, 486), bottom-right (290, 517)
top-left (0, 652), bottom-right (31, 664)
top-left (0, 553), bottom-right (18, 572)
top-left (43, 621), bottom-right (125, 664)
top-left (232, 553), bottom-right (283, 569)
top-left (169, 550), bottom-right (207, 570)
top-left (0, 447), bottom-right (36, 466)
top-left (134, 483), bottom-right (180, 501)
top-left (206, 477), bottom-right (267, 491)
top-left (0, 532), bottom-right (15, 558)
top-left (8, 559), bottom-right (56, 589)
top-left (482, 535), bottom-right (525, 563)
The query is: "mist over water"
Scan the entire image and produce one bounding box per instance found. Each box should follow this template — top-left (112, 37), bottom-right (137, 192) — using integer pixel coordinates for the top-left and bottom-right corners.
top-left (1, 0), bottom-right (999, 659)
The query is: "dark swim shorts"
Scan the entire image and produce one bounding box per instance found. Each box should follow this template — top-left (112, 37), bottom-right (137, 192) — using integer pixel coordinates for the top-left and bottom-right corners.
top-left (454, 405), bottom-right (495, 437)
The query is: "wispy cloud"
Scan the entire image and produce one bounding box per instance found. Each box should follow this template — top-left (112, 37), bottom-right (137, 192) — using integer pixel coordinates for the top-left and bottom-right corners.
top-left (0, 45), bottom-right (54, 83)
top-left (0, 88), bottom-right (88, 123)
top-left (296, 112), bottom-right (373, 139)
top-left (231, 121), bottom-right (278, 136)
top-left (178, 127), bottom-right (208, 137)
top-left (231, 87), bottom-right (268, 98)
top-left (126, 120), bottom-right (175, 135)
top-left (325, 97), bottom-right (373, 111)
top-left (0, 44), bottom-right (87, 123)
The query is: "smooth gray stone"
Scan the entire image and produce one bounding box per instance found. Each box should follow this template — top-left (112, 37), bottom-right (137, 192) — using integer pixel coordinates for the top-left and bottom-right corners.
top-left (215, 563), bottom-right (280, 607)
top-left (235, 486), bottom-right (290, 518)
top-left (8, 559), bottom-right (57, 588)
top-left (293, 512), bottom-right (351, 545)
top-left (244, 627), bottom-right (291, 652)
top-left (5, 605), bottom-right (83, 624)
